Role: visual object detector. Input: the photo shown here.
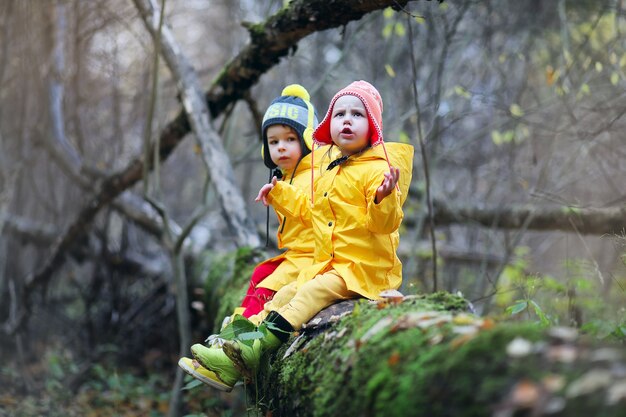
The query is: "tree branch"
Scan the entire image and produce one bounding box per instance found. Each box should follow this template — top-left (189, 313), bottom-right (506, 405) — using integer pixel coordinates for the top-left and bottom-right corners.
top-left (428, 198), bottom-right (626, 235)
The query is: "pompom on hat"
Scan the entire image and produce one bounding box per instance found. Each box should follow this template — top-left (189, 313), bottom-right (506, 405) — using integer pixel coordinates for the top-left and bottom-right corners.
top-left (313, 80), bottom-right (384, 146)
top-left (261, 84), bottom-right (318, 169)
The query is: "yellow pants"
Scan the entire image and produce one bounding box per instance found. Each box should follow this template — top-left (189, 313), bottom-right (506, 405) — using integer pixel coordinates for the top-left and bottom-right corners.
top-left (248, 269), bottom-right (359, 328)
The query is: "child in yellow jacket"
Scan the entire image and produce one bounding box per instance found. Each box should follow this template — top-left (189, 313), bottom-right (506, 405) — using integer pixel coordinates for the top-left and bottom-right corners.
top-left (179, 84), bottom-right (321, 390)
top-left (191, 80), bottom-right (413, 386)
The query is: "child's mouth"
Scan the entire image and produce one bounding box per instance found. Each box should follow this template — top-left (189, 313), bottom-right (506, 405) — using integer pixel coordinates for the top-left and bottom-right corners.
top-left (341, 127), bottom-right (353, 134)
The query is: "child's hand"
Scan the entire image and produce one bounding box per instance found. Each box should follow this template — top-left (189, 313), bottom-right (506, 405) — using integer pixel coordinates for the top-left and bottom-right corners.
top-left (255, 176), bottom-right (279, 206)
top-left (375, 167), bottom-right (400, 204)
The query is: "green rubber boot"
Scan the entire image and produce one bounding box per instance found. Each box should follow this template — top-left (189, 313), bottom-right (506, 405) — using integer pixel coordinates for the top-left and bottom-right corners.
top-left (178, 357), bottom-right (234, 392)
top-left (190, 344), bottom-right (242, 388)
top-left (222, 311), bottom-right (293, 380)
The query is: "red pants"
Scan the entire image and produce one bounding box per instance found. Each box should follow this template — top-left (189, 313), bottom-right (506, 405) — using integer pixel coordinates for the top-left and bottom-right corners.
top-left (240, 260), bottom-right (281, 318)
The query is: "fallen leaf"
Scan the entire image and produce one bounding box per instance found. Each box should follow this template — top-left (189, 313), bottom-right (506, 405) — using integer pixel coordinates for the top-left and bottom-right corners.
top-left (450, 333), bottom-right (475, 349)
top-left (388, 352), bottom-right (401, 366)
top-left (542, 374), bottom-right (565, 393)
top-left (566, 369), bottom-right (612, 398)
top-left (607, 380), bottom-right (626, 405)
top-left (506, 337), bottom-right (533, 358)
top-left (511, 379), bottom-right (540, 407)
top-left (546, 345), bottom-right (578, 363)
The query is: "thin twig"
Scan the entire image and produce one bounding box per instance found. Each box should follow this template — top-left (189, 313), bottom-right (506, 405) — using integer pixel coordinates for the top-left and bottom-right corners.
top-left (142, 0), bottom-right (166, 196)
top-left (406, 12), bottom-right (438, 292)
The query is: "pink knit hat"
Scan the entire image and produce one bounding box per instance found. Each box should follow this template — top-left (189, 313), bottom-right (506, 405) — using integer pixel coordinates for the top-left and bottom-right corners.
top-left (313, 80), bottom-right (384, 146)
top-left (309, 81), bottom-right (395, 206)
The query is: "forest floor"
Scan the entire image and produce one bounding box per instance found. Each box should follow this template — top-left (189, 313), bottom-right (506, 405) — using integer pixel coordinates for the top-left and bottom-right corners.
top-left (0, 360), bottom-right (249, 417)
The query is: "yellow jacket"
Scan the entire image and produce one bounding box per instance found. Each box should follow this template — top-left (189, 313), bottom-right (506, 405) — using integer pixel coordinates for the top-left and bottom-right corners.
top-left (267, 143), bottom-right (414, 299)
top-left (257, 146), bottom-right (333, 291)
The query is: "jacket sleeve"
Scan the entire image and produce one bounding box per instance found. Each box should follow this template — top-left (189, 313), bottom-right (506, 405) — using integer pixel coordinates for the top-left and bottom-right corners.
top-left (364, 170), bottom-right (403, 234)
top-left (267, 181), bottom-right (312, 226)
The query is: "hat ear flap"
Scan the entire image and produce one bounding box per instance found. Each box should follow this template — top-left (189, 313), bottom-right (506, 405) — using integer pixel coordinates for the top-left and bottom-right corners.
top-left (303, 127), bottom-right (313, 151)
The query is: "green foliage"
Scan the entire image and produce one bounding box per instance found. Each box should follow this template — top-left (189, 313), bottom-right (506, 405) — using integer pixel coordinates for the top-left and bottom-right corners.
top-left (494, 244), bottom-right (625, 337)
top-left (200, 247), bottom-right (266, 333)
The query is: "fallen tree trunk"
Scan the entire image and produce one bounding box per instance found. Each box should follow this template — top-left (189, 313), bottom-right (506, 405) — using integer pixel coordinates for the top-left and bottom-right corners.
top-left (252, 295), bottom-right (626, 417)
top-left (201, 251), bottom-right (626, 417)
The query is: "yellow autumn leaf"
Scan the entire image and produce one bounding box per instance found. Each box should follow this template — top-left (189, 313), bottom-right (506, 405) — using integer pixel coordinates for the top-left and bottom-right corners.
top-left (491, 130), bottom-right (503, 146)
top-left (510, 103), bottom-right (524, 118)
top-left (414, 15), bottom-right (425, 24)
top-left (611, 72), bottom-right (620, 86)
top-left (395, 22), bottom-right (406, 37)
top-left (545, 65), bottom-right (556, 86)
top-left (454, 85), bottom-right (471, 99)
top-left (385, 64), bottom-right (396, 78)
top-left (595, 61), bottom-right (603, 72)
top-left (610, 52), bottom-right (617, 65)
top-left (564, 50), bottom-right (573, 65)
top-left (382, 23), bottom-right (393, 39)
top-left (580, 83), bottom-right (590, 95)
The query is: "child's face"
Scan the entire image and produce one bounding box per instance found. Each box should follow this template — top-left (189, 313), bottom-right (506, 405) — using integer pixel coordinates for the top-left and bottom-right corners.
top-left (267, 124), bottom-right (303, 171)
top-left (330, 95), bottom-right (370, 156)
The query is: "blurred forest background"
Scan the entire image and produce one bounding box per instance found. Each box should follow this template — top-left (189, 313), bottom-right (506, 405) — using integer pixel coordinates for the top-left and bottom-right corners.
top-left (1, 0), bottom-right (625, 416)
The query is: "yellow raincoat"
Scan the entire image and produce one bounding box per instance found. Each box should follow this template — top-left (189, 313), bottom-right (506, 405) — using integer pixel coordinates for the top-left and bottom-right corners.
top-left (256, 146), bottom-right (334, 291)
top-left (267, 142), bottom-right (413, 299)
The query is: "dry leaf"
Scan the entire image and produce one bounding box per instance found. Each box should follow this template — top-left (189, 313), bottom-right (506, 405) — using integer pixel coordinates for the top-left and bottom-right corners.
top-left (511, 379), bottom-right (540, 407)
top-left (566, 369), bottom-right (612, 398)
top-left (506, 337), bottom-right (533, 358)
top-left (388, 352), bottom-right (401, 366)
top-left (546, 345), bottom-right (578, 363)
top-left (542, 374), bottom-right (565, 393)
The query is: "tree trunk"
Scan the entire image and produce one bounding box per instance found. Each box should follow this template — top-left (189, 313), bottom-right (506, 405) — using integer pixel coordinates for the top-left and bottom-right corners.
top-left (133, 0), bottom-right (260, 249)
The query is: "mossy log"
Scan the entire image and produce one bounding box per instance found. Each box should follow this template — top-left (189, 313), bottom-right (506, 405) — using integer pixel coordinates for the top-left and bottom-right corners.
top-left (201, 250), bottom-right (626, 417)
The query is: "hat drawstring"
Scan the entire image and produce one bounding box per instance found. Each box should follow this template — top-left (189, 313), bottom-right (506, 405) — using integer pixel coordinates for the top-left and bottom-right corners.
top-left (380, 141), bottom-right (400, 192)
top-left (278, 160), bottom-right (300, 235)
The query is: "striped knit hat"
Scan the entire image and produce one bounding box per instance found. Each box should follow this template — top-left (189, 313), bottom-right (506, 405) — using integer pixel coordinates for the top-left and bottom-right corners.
top-left (261, 84), bottom-right (318, 169)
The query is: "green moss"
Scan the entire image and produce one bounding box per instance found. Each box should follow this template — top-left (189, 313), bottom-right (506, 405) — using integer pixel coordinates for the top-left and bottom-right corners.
top-left (252, 295), bottom-right (576, 417)
top-left (202, 247), bottom-right (266, 332)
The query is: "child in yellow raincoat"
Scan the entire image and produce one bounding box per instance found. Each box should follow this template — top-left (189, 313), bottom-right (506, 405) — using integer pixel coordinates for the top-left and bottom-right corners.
top-left (179, 84), bottom-right (322, 390)
top-left (191, 80), bottom-right (413, 387)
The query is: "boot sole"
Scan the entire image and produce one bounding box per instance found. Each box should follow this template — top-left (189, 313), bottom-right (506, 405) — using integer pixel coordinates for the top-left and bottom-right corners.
top-left (178, 358), bottom-right (233, 392)
top-left (222, 341), bottom-right (256, 382)
top-left (190, 347), bottom-right (242, 389)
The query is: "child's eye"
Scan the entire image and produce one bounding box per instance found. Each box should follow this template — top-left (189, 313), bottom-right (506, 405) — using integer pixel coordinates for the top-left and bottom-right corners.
top-left (353, 111), bottom-right (364, 117)
top-left (269, 140), bottom-right (278, 145)
top-left (333, 111), bottom-right (344, 117)
top-left (288, 137), bottom-right (297, 142)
